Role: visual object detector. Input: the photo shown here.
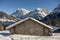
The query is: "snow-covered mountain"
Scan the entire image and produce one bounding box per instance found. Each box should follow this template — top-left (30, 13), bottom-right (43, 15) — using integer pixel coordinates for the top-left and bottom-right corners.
top-left (0, 11), bottom-right (21, 26)
top-left (0, 11), bottom-right (20, 22)
top-left (44, 4), bottom-right (60, 20)
top-left (28, 8), bottom-right (49, 17)
top-left (43, 4), bottom-right (60, 27)
top-left (11, 8), bottom-right (50, 20)
top-left (11, 8), bottom-right (30, 18)
top-left (34, 8), bottom-right (49, 17)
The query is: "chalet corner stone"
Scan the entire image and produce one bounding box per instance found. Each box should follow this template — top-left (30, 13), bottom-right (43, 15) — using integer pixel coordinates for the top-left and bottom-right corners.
top-left (6, 18), bottom-right (52, 36)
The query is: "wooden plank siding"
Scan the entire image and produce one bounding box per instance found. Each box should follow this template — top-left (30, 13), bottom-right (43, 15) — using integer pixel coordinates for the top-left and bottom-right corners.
top-left (7, 19), bottom-right (51, 36)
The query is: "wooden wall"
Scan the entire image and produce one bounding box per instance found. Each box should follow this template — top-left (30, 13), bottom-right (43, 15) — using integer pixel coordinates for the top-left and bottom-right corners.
top-left (0, 24), bottom-right (4, 31)
top-left (7, 19), bottom-right (51, 36)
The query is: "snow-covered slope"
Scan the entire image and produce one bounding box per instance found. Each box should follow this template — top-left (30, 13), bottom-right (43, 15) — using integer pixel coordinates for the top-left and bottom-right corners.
top-left (44, 4), bottom-right (60, 20)
top-left (12, 8), bottom-right (50, 20)
top-left (24, 8), bottom-right (49, 20)
top-left (0, 11), bottom-right (20, 22)
top-left (34, 8), bottom-right (49, 17)
top-left (11, 8), bottom-right (30, 18)
top-left (28, 8), bottom-right (49, 17)
top-left (0, 11), bottom-right (21, 26)
top-left (42, 4), bottom-right (60, 27)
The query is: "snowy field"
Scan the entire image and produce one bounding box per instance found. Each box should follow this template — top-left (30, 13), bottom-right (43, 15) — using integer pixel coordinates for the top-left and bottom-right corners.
top-left (0, 33), bottom-right (60, 40)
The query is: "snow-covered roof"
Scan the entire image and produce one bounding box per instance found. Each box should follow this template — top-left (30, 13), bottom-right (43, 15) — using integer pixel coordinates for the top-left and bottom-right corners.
top-left (6, 17), bottom-right (53, 29)
top-left (49, 25), bottom-right (60, 32)
top-left (0, 30), bottom-right (10, 36)
top-left (0, 30), bottom-right (10, 33)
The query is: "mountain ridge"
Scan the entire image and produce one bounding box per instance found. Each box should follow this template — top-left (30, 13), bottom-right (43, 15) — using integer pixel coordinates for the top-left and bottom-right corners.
top-left (11, 8), bottom-right (50, 20)
top-left (43, 4), bottom-right (60, 27)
